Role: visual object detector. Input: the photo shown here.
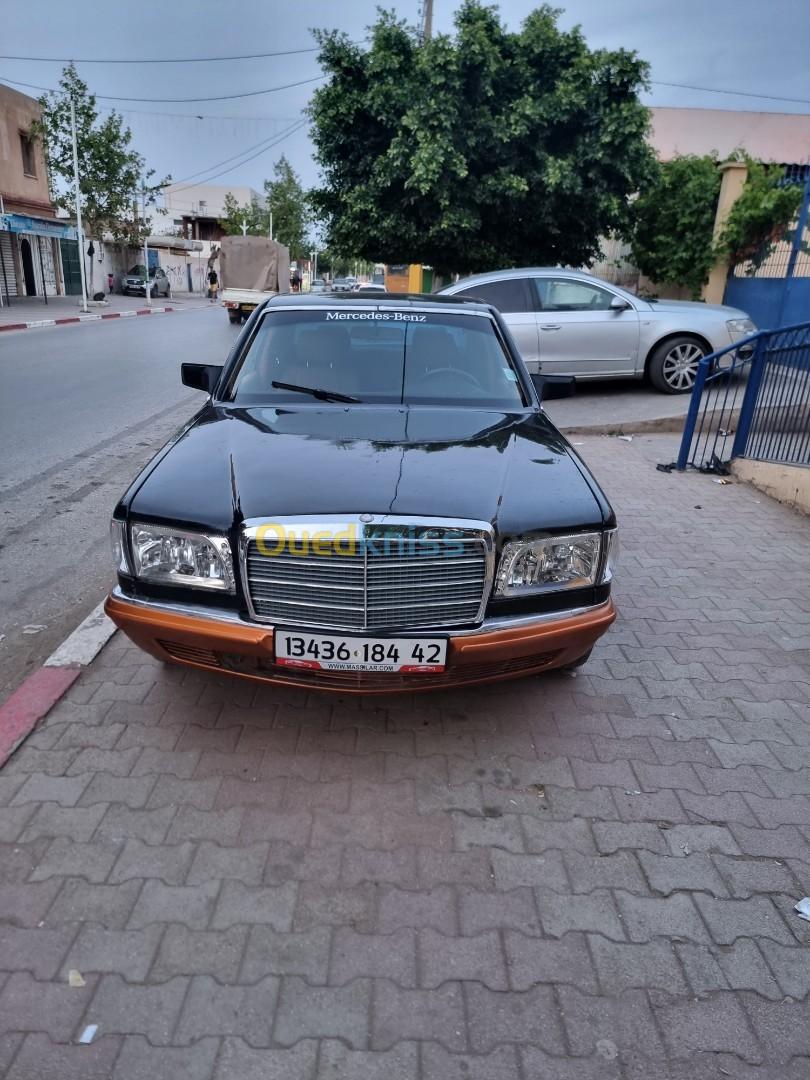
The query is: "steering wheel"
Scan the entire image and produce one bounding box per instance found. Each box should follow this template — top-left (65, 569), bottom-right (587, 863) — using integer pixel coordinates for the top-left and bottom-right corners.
top-left (415, 366), bottom-right (484, 392)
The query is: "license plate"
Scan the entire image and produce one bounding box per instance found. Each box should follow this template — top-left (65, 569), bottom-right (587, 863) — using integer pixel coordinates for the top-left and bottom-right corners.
top-left (275, 631), bottom-right (447, 673)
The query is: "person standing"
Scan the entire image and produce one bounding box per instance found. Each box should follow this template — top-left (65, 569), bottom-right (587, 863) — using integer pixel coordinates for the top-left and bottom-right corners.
top-left (107, 272), bottom-right (115, 295)
top-left (207, 268), bottom-right (219, 303)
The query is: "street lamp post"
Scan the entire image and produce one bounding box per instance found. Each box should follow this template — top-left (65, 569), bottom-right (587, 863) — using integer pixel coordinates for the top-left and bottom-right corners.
top-left (142, 184), bottom-right (151, 307)
top-left (69, 96), bottom-right (89, 313)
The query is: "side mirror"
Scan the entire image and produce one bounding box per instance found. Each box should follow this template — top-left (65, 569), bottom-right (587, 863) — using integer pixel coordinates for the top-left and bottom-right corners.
top-left (181, 363), bottom-right (223, 394)
top-left (609, 295), bottom-right (632, 311)
top-left (531, 373), bottom-right (576, 402)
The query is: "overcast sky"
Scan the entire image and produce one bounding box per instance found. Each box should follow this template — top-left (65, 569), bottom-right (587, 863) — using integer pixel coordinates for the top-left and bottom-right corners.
top-left (2, 0), bottom-right (808, 202)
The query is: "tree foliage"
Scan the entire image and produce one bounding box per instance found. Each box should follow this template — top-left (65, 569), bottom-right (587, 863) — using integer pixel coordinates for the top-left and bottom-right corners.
top-left (630, 155), bottom-right (720, 299)
top-left (308, 1), bottom-right (657, 275)
top-left (715, 156), bottom-right (804, 271)
top-left (217, 157), bottom-right (310, 259)
top-left (218, 192), bottom-right (267, 236)
top-left (630, 153), bottom-right (806, 295)
top-left (32, 64), bottom-right (168, 247)
top-left (264, 156), bottom-right (310, 260)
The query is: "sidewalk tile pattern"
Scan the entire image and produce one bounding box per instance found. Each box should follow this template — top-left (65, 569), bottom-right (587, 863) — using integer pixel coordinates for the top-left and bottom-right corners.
top-left (1, 435), bottom-right (810, 1078)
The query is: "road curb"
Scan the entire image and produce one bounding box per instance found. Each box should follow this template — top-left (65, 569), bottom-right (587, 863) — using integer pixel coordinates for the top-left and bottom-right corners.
top-left (0, 601), bottom-right (117, 767)
top-left (0, 305), bottom-right (177, 333)
top-left (557, 413), bottom-right (688, 436)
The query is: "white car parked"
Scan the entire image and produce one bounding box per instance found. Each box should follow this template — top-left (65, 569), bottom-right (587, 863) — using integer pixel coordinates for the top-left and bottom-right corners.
top-left (440, 268), bottom-right (756, 393)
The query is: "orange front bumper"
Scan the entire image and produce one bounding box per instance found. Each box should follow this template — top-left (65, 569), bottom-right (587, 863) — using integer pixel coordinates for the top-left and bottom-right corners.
top-left (105, 592), bottom-right (616, 694)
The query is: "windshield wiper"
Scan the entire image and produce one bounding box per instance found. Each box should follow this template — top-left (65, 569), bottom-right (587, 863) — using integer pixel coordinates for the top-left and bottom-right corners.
top-left (271, 380), bottom-right (361, 404)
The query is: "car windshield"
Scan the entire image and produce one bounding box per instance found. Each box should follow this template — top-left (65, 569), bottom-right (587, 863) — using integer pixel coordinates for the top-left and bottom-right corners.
top-left (227, 308), bottom-right (527, 408)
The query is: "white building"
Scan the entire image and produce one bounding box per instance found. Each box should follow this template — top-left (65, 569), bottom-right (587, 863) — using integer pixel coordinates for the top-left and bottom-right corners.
top-left (157, 183), bottom-right (266, 242)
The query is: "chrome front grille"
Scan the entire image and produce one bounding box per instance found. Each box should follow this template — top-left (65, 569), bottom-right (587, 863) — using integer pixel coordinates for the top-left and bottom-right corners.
top-left (242, 517), bottom-right (492, 631)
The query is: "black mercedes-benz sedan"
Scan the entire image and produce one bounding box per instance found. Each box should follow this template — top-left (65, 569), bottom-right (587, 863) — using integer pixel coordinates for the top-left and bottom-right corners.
top-left (106, 294), bottom-right (617, 692)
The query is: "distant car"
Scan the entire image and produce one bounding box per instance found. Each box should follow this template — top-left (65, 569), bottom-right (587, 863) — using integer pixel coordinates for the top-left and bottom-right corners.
top-left (439, 268), bottom-right (756, 393)
top-left (352, 282), bottom-right (386, 294)
top-left (122, 265), bottom-right (171, 298)
top-left (330, 278), bottom-right (352, 293)
top-left (310, 278), bottom-right (327, 294)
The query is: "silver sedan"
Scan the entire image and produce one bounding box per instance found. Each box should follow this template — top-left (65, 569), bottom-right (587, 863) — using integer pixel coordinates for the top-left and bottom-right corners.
top-left (439, 268), bottom-right (756, 393)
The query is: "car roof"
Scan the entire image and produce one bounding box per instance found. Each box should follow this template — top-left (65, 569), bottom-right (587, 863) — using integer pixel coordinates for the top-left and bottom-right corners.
top-left (443, 267), bottom-right (639, 302)
top-left (264, 292), bottom-right (491, 313)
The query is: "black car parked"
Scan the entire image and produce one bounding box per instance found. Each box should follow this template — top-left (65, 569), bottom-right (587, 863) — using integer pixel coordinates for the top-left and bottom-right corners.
top-left (106, 295), bottom-right (617, 692)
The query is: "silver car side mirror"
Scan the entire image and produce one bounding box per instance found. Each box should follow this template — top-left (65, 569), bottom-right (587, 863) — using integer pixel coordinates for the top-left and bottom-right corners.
top-left (609, 296), bottom-right (631, 311)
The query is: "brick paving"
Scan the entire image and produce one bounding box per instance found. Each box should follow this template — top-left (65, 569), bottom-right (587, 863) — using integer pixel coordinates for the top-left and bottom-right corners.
top-left (2, 433), bottom-right (810, 1079)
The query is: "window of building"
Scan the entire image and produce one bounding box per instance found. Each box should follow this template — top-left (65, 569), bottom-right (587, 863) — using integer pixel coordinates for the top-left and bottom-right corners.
top-left (19, 132), bottom-right (37, 177)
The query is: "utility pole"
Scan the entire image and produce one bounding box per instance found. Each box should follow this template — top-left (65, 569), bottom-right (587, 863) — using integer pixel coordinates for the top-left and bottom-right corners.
top-left (142, 184), bottom-right (151, 306)
top-left (70, 96), bottom-right (89, 313)
top-left (311, 249), bottom-right (318, 282)
top-left (268, 211), bottom-right (274, 242)
top-left (422, 0), bottom-right (433, 42)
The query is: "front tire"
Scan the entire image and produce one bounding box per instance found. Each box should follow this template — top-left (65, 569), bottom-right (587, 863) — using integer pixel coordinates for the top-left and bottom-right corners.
top-left (647, 336), bottom-right (707, 394)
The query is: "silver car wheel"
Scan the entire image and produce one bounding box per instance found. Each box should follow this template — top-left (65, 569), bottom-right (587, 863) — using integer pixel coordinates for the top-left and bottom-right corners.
top-left (661, 342), bottom-right (704, 391)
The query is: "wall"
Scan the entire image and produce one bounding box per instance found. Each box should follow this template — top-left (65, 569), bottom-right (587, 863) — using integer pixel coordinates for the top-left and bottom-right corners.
top-left (650, 107), bottom-right (810, 165)
top-left (731, 458), bottom-right (810, 516)
top-left (0, 84), bottom-right (53, 216)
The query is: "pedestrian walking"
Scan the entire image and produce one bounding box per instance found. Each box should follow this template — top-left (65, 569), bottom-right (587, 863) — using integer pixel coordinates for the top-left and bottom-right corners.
top-left (207, 268), bottom-right (219, 303)
top-left (107, 272), bottom-right (115, 295)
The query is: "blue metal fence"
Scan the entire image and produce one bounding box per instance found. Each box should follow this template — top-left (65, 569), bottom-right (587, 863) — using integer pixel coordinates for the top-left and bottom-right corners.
top-left (676, 321), bottom-right (810, 472)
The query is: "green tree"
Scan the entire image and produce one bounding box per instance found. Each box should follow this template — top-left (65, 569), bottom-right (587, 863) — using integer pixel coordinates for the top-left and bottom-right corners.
top-left (309, 1), bottom-right (657, 276)
top-left (630, 155), bottom-right (721, 299)
top-left (33, 64), bottom-right (169, 288)
top-left (218, 191), bottom-right (267, 236)
top-left (715, 156), bottom-right (804, 272)
top-left (264, 155), bottom-right (310, 260)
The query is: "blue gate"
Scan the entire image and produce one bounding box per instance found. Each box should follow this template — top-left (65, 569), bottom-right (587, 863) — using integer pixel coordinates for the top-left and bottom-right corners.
top-left (677, 321), bottom-right (810, 472)
top-left (723, 169), bottom-right (810, 329)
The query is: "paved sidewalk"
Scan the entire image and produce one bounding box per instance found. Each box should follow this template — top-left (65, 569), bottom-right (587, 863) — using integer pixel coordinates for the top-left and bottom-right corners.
top-left (1, 434), bottom-right (810, 1079)
top-left (0, 292), bottom-right (212, 330)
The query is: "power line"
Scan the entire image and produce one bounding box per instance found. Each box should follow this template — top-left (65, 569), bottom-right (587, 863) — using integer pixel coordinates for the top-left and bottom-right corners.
top-left (0, 73), bottom-right (325, 103)
top-left (0, 45), bottom-right (322, 64)
top-left (650, 80), bottom-right (810, 106)
top-left (166, 119), bottom-right (308, 193)
top-left (169, 119), bottom-right (305, 186)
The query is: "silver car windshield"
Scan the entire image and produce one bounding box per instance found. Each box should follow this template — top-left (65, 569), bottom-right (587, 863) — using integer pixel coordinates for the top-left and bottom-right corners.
top-left (227, 309), bottom-right (527, 408)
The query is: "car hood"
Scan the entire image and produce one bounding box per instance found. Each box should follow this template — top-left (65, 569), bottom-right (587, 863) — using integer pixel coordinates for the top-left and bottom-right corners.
top-left (127, 405), bottom-right (608, 537)
top-left (645, 299), bottom-right (747, 319)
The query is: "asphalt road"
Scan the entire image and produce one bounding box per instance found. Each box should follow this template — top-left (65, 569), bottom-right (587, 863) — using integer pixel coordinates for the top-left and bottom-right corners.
top-left (0, 306), bottom-right (236, 702)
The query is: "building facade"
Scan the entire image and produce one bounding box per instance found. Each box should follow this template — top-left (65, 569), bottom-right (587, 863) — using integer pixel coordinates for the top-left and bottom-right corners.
top-left (160, 183), bottom-right (266, 243)
top-left (0, 83), bottom-right (77, 302)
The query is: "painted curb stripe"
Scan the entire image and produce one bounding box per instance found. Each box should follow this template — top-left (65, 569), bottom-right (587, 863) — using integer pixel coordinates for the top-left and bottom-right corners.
top-left (0, 667), bottom-right (81, 767)
top-left (0, 305), bottom-right (176, 333)
top-left (45, 601), bottom-right (117, 668)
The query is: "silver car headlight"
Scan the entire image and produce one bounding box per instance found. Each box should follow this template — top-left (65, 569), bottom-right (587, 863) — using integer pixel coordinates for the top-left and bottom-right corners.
top-left (727, 317), bottom-right (756, 335)
top-left (494, 531), bottom-right (614, 597)
top-left (129, 522), bottom-right (234, 592)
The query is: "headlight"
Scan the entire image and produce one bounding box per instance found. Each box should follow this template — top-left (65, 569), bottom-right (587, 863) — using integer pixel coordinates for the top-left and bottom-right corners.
top-left (495, 531), bottom-right (606, 597)
top-left (130, 522), bottom-right (234, 592)
top-left (727, 318), bottom-right (756, 335)
top-left (110, 518), bottom-right (129, 574)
